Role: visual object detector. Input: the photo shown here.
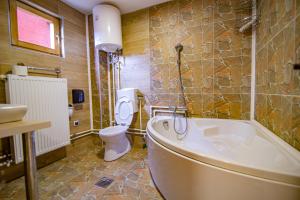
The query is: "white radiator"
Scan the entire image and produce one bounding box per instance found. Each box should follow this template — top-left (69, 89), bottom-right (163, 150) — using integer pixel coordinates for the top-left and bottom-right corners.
top-left (5, 75), bottom-right (70, 163)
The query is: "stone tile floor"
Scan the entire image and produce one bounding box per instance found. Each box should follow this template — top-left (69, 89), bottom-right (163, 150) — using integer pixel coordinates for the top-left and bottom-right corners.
top-left (0, 135), bottom-right (163, 200)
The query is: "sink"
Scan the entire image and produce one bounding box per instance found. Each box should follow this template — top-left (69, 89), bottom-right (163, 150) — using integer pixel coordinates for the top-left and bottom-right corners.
top-left (0, 104), bottom-right (28, 124)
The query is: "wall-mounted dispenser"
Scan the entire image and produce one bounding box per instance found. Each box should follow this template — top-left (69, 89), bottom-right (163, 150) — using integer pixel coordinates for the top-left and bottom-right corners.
top-left (72, 89), bottom-right (84, 104)
top-left (92, 4), bottom-right (122, 52)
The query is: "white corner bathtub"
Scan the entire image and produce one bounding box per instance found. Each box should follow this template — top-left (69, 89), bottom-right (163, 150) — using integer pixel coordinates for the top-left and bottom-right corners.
top-left (146, 116), bottom-right (300, 200)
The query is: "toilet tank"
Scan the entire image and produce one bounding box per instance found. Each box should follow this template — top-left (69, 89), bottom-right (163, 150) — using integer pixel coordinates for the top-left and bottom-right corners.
top-left (117, 88), bottom-right (138, 112)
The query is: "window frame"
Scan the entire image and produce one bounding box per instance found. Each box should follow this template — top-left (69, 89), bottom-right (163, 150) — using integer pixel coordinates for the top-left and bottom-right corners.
top-left (9, 0), bottom-right (62, 56)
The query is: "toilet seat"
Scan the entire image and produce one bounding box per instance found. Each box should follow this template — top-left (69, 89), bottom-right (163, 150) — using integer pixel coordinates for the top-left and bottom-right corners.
top-left (115, 97), bottom-right (134, 126)
top-left (99, 125), bottom-right (128, 137)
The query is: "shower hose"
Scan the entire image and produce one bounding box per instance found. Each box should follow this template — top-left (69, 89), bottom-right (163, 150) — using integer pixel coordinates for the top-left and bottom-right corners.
top-left (173, 43), bottom-right (188, 136)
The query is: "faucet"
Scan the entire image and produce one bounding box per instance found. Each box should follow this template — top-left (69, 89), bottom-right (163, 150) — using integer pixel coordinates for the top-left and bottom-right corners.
top-left (169, 105), bottom-right (177, 112)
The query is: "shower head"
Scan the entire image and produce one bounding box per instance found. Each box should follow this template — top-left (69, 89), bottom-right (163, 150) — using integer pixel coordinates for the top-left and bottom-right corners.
top-left (175, 43), bottom-right (183, 53)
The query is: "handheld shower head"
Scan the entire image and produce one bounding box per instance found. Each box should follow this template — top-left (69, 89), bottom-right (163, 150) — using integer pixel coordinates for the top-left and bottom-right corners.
top-left (175, 43), bottom-right (183, 53)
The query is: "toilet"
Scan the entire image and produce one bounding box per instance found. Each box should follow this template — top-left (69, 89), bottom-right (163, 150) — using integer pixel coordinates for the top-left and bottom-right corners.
top-left (99, 88), bottom-right (138, 161)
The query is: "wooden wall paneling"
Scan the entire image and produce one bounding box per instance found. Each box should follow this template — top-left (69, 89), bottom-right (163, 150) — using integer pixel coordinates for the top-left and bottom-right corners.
top-left (29, 0), bottom-right (59, 14)
top-left (0, 0), bottom-right (91, 137)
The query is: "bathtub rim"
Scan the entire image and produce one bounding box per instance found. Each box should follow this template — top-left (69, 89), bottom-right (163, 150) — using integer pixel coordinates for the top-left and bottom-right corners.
top-left (146, 116), bottom-right (300, 186)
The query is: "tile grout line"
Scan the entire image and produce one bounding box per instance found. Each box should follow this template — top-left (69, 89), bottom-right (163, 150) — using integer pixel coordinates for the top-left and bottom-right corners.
top-left (255, 93), bottom-right (300, 97)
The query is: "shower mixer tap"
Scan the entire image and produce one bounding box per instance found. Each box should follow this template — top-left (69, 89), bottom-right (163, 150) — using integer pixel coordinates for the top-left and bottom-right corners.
top-left (175, 43), bottom-right (183, 52)
top-left (175, 43), bottom-right (183, 65)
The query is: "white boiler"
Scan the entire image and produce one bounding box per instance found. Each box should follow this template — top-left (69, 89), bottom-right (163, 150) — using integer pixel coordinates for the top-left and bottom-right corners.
top-left (92, 4), bottom-right (122, 52)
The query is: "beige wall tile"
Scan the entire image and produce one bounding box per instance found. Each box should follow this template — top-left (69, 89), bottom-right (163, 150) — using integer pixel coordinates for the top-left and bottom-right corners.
top-left (256, 0), bottom-right (299, 150)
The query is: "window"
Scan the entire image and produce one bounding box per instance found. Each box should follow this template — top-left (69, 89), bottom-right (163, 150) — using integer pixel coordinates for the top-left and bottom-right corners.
top-left (9, 0), bottom-right (61, 55)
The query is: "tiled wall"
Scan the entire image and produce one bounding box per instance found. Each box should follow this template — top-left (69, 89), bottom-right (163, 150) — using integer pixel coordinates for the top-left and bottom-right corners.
top-left (149, 0), bottom-right (251, 119)
top-left (98, 51), bottom-right (111, 128)
top-left (120, 0), bottom-right (252, 130)
top-left (255, 0), bottom-right (300, 150)
top-left (121, 9), bottom-right (151, 129)
top-left (90, 0), bottom-right (300, 152)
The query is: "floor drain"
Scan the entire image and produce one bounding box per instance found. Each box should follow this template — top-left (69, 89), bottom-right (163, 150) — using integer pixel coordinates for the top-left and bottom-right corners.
top-left (95, 177), bottom-right (114, 188)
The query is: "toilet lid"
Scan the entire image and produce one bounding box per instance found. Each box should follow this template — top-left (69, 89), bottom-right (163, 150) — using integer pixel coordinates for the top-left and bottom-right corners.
top-left (115, 97), bottom-right (134, 126)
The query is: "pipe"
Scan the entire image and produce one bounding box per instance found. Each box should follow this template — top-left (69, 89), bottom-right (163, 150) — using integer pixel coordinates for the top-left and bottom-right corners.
top-left (0, 153), bottom-right (13, 167)
top-left (0, 154), bottom-right (7, 159)
top-left (107, 54), bottom-right (113, 126)
top-left (70, 129), bottom-right (101, 141)
top-left (239, 17), bottom-right (256, 32)
top-left (117, 59), bottom-right (121, 89)
top-left (94, 128), bottom-right (145, 134)
top-left (239, 1), bottom-right (257, 33)
top-left (150, 105), bottom-right (187, 109)
top-left (139, 97), bottom-right (143, 133)
top-left (0, 74), bottom-right (7, 80)
top-left (153, 109), bottom-right (186, 117)
top-left (70, 129), bottom-right (92, 137)
top-left (0, 159), bottom-right (13, 167)
top-left (150, 105), bottom-right (187, 118)
top-left (126, 131), bottom-right (146, 136)
top-left (112, 58), bottom-right (116, 123)
top-left (128, 128), bottom-right (146, 132)
top-left (71, 132), bottom-right (93, 141)
top-left (0, 154), bottom-right (11, 160)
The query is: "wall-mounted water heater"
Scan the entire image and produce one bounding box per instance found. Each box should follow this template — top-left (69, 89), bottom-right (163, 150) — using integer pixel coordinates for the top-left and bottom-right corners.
top-left (92, 4), bottom-right (122, 52)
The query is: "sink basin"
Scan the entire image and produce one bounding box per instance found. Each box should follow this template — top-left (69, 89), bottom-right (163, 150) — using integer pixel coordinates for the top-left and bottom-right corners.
top-left (0, 104), bottom-right (28, 124)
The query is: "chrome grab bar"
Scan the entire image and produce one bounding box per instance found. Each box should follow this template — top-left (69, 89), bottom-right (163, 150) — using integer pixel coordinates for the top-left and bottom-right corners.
top-left (27, 66), bottom-right (61, 77)
top-left (150, 105), bottom-right (187, 118)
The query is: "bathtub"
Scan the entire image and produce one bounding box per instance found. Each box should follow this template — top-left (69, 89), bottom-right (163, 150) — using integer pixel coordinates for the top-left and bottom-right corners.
top-left (146, 116), bottom-right (300, 200)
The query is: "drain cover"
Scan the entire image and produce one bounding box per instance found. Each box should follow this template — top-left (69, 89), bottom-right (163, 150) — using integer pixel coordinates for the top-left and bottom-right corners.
top-left (95, 177), bottom-right (114, 188)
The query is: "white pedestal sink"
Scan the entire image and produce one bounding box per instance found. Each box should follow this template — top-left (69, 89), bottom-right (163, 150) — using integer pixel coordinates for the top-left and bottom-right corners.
top-left (0, 104), bottom-right (27, 124)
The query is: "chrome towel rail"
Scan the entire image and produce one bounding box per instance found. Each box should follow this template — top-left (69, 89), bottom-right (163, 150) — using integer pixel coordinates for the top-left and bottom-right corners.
top-left (27, 66), bottom-right (61, 77)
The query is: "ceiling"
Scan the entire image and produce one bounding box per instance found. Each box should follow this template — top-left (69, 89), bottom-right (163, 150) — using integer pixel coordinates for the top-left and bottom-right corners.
top-left (61, 0), bottom-right (170, 14)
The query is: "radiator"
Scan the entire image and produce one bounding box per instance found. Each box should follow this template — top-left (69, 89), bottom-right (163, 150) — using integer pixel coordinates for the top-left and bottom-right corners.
top-left (5, 75), bottom-right (70, 163)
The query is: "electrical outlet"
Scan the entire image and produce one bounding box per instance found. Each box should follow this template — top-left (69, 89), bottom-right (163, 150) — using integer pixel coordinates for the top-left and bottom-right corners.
top-left (73, 120), bottom-right (80, 126)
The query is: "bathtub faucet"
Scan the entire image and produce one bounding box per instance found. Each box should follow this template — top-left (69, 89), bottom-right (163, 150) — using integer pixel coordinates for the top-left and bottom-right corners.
top-left (169, 106), bottom-right (177, 113)
top-left (169, 106), bottom-right (188, 114)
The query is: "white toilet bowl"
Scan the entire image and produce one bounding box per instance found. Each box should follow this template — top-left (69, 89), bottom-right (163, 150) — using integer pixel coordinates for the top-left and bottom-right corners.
top-left (99, 125), bottom-right (131, 161)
